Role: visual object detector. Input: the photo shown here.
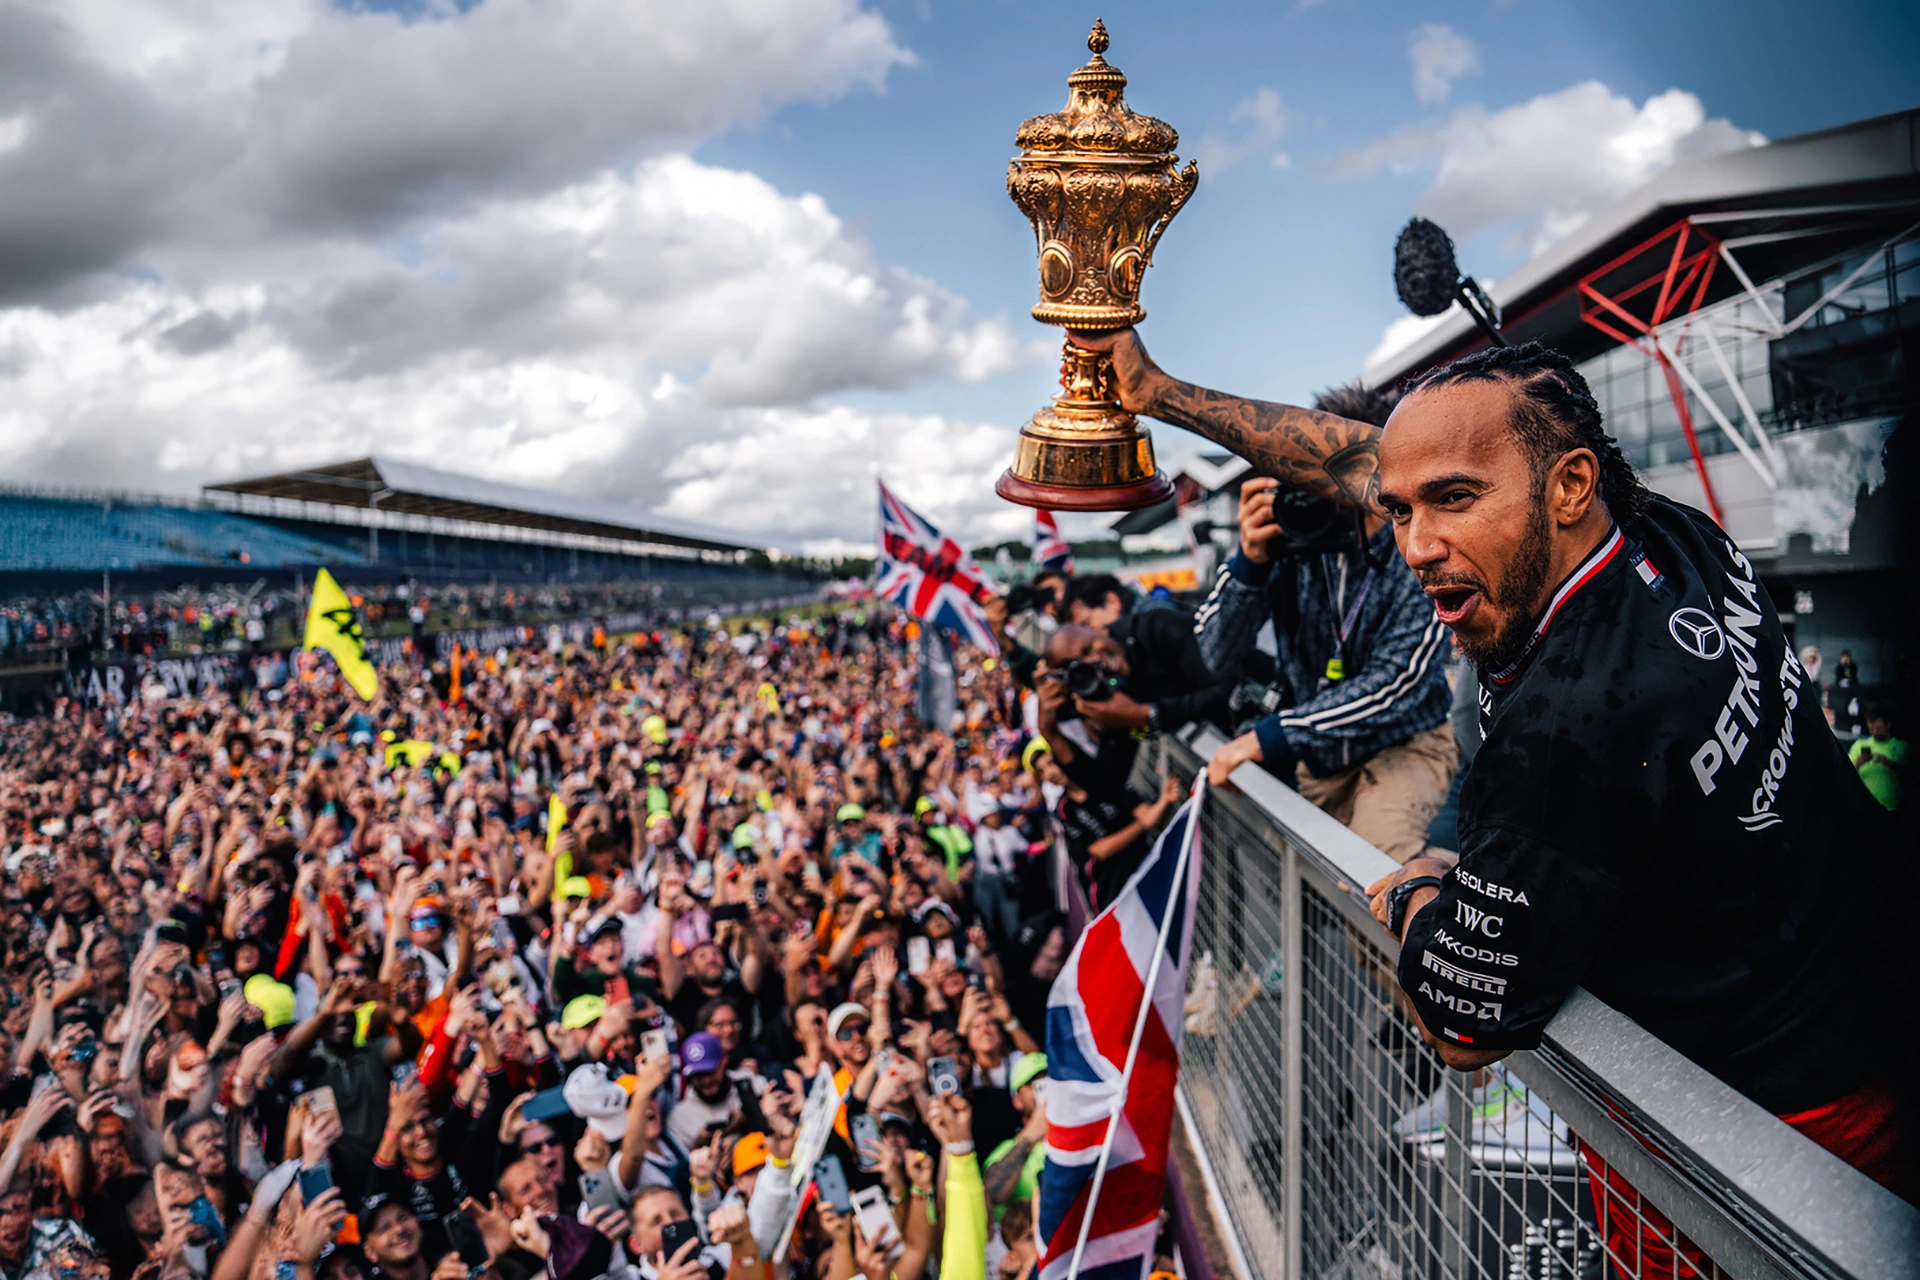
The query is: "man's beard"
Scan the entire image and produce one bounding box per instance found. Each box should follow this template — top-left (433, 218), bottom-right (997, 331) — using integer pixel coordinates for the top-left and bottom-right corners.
top-left (1456, 504), bottom-right (1554, 672)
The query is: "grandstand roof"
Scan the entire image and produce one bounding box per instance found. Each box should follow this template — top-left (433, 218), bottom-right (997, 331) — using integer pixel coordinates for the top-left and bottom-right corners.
top-left (207, 457), bottom-right (767, 555)
top-left (1363, 107), bottom-right (1920, 385)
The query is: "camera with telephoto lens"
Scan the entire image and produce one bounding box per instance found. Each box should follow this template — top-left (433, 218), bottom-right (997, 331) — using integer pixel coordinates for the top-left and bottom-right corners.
top-left (1062, 659), bottom-right (1121, 702)
top-left (1269, 485), bottom-right (1364, 558)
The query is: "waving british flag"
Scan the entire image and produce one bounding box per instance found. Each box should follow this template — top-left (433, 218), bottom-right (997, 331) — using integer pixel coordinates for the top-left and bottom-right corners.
top-left (1033, 508), bottom-right (1076, 574)
top-left (874, 481), bottom-right (1000, 654)
top-left (1040, 789), bottom-right (1204, 1280)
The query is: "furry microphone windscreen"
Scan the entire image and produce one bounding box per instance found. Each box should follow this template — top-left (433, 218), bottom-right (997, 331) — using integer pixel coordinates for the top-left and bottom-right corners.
top-left (1394, 217), bottom-right (1461, 317)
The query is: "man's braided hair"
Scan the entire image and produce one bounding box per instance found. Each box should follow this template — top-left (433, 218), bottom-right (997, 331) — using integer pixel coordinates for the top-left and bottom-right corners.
top-left (1406, 340), bottom-right (1652, 526)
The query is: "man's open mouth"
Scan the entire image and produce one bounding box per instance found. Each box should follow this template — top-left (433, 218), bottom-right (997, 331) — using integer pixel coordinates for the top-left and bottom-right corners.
top-left (1428, 586), bottom-right (1480, 626)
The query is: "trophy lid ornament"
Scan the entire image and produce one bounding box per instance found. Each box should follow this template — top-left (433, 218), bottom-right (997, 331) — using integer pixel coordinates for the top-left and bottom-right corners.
top-left (996, 21), bottom-right (1197, 512)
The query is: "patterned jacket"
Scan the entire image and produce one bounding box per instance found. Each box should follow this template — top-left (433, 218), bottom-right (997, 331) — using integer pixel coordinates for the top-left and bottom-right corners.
top-left (1193, 524), bottom-right (1452, 777)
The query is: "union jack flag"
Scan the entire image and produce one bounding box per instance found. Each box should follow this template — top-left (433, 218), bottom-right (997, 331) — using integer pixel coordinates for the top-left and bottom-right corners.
top-left (874, 481), bottom-right (1000, 654)
top-left (1033, 508), bottom-right (1076, 574)
top-left (1040, 792), bottom-right (1203, 1280)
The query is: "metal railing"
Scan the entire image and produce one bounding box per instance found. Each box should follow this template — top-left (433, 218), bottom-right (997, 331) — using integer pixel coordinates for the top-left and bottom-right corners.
top-left (1148, 726), bottom-right (1919, 1280)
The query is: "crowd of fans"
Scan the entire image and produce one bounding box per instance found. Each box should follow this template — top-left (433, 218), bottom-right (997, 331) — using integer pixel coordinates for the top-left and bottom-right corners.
top-left (0, 605), bottom-right (1192, 1280)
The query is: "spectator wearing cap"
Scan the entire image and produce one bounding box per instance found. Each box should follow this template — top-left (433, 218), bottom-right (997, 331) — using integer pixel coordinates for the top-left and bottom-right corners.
top-left (358, 1196), bottom-right (431, 1280)
top-left (917, 796), bottom-right (973, 879)
top-left (825, 1002), bottom-right (874, 1081)
top-left (402, 899), bottom-right (455, 996)
top-left (983, 1054), bottom-right (1047, 1213)
top-left (727, 1133), bottom-right (770, 1205)
top-left (243, 973), bottom-right (296, 1031)
top-left (823, 1000), bottom-right (881, 1144)
top-left (830, 805), bottom-right (882, 863)
top-left (552, 916), bottom-right (652, 1009)
top-left (665, 1030), bottom-right (754, 1150)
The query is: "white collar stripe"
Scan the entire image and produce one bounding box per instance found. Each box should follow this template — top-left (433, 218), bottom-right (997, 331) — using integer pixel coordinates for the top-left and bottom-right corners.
top-left (1487, 526), bottom-right (1623, 686)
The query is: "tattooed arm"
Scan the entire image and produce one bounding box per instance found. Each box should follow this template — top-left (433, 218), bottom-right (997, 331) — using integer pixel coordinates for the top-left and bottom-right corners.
top-left (1069, 329), bottom-right (1385, 512)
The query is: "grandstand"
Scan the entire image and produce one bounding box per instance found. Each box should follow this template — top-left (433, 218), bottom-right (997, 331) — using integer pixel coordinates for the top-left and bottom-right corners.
top-left (0, 459), bottom-right (817, 665)
top-left (0, 492), bottom-right (359, 574)
top-left (0, 455), bottom-right (783, 578)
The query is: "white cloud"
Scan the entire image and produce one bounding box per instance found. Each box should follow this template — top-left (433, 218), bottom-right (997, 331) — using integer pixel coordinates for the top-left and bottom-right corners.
top-left (1195, 87), bottom-right (1297, 176)
top-left (0, 0), bottom-right (913, 297)
top-left (1325, 81), bottom-right (1765, 257)
top-left (653, 405), bottom-right (1028, 547)
top-left (1408, 24), bottom-right (1478, 107)
top-left (0, 0), bottom-right (1051, 544)
top-left (1364, 310), bottom-right (1454, 373)
top-left (0, 155), bottom-right (1034, 540)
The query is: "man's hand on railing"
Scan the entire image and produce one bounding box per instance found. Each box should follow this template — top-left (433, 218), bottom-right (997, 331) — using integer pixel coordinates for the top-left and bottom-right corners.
top-left (1364, 856), bottom-right (1454, 943)
top-left (1206, 730), bottom-right (1264, 786)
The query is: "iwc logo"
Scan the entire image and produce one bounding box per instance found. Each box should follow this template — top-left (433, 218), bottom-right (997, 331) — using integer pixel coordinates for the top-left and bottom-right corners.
top-left (1667, 607), bottom-right (1726, 660)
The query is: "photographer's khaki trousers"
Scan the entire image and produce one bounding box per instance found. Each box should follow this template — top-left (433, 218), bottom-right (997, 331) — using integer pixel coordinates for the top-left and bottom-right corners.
top-left (1295, 723), bottom-right (1460, 865)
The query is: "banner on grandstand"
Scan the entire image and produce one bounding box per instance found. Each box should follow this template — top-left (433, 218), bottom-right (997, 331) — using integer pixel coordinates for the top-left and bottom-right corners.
top-left (873, 481), bottom-right (999, 653)
top-left (304, 569), bottom-right (380, 700)
top-left (1040, 779), bottom-right (1205, 1280)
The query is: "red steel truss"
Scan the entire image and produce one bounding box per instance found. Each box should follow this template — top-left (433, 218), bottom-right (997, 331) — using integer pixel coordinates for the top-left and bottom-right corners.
top-left (1576, 219), bottom-right (1726, 524)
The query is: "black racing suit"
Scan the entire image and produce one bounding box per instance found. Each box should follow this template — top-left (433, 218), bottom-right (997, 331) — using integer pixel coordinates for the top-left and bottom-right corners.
top-left (1400, 496), bottom-right (1890, 1114)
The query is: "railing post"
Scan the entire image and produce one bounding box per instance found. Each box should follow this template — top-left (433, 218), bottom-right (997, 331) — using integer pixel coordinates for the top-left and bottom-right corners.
top-left (1443, 1073), bottom-right (1470, 1280)
top-left (1280, 838), bottom-right (1302, 1280)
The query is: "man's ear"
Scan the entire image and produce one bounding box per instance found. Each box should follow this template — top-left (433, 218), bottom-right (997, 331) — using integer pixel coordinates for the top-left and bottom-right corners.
top-left (1549, 449), bottom-right (1601, 527)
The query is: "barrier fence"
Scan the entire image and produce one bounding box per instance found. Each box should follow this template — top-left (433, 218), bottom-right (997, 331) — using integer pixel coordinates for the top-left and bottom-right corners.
top-left (1145, 726), bottom-right (1918, 1280)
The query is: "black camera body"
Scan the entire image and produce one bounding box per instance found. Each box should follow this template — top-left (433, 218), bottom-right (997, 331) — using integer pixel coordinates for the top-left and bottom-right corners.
top-left (1269, 486), bottom-right (1365, 559)
top-left (1062, 659), bottom-right (1122, 703)
top-left (1007, 582), bottom-right (1057, 614)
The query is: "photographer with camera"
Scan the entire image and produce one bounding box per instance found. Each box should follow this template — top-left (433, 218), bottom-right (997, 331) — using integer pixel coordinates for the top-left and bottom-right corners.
top-left (1197, 384), bottom-right (1457, 865)
top-left (1033, 607), bottom-right (1232, 803)
top-left (982, 570), bottom-right (1070, 692)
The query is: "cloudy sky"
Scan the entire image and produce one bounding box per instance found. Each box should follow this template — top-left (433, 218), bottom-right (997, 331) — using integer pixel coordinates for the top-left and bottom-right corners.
top-left (1, 0), bottom-right (1914, 554)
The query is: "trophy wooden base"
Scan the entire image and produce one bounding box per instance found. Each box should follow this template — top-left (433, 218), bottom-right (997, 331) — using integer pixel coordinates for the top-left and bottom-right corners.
top-left (994, 467), bottom-right (1173, 512)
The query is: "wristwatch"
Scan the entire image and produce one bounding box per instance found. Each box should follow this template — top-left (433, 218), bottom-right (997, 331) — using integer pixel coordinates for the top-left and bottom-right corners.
top-left (1385, 876), bottom-right (1446, 938)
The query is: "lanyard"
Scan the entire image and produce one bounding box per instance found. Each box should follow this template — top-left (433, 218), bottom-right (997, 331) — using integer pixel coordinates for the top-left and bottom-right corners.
top-left (1325, 561), bottom-right (1377, 658)
top-left (1320, 560), bottom-right (1376, 683)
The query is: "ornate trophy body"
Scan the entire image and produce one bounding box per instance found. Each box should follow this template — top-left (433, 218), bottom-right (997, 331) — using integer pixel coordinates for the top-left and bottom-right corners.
top-left (996, 21), bottom-right (1198, 512)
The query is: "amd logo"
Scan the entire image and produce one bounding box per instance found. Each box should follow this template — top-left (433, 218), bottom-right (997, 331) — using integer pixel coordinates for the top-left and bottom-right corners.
top-left (1454, 901), bottom-right (1504, 938)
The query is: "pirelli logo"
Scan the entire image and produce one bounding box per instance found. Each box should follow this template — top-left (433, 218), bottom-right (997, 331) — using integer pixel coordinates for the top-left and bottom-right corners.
top-left (1422, 950), bottom-right (1508, 996)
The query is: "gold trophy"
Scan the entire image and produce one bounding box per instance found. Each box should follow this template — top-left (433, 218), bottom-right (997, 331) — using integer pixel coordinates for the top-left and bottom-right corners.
top-left (996, 20), bottom-right (1198, 511)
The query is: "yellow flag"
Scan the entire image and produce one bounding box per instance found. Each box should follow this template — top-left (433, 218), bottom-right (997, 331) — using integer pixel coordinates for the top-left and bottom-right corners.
top-left (548, 794), bottom-right (577, 900)
top-left (304, 569), bottom-right (379, 700)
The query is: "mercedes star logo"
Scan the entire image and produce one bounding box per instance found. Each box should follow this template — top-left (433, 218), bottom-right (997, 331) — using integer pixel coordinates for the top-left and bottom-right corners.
top-left (1667, 607), bottom-right (1726, 661)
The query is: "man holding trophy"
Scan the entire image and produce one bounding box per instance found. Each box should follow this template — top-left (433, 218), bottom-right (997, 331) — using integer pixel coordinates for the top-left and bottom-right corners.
top-left (1057, 326), bottom-right (1908, 1198)
top-left (992, 22), bottom-right (1909, 1265)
